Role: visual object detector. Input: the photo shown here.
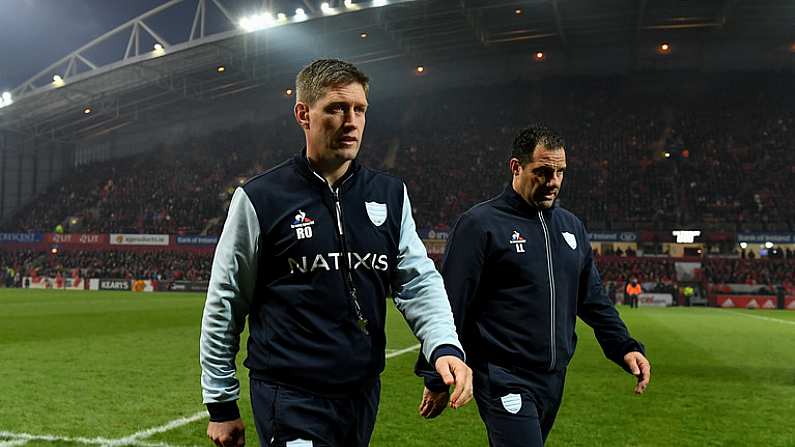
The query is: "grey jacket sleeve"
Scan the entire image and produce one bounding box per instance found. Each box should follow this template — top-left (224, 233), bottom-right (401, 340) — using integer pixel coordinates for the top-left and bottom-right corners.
top-left (200, 187), bottom-right (259, 410)
top-left (392, 183), bottom-right (464, 363)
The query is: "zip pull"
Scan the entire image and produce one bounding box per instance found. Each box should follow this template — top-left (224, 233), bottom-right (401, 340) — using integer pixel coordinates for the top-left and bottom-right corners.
top-left (350, 286), bottom-right (369, 335)
top-left (332, 186), bottom-right (368, 335)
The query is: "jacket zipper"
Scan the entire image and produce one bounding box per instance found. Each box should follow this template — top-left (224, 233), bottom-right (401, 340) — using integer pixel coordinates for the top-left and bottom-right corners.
top-left (310, 169), bottom-right (369, 334)
top-left (332, 186), bottom-right (369, 334)
top-left (538, 211), bottom-right (556, 371)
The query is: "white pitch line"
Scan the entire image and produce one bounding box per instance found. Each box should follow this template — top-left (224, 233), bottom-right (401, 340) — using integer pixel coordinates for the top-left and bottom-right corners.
top-left (728, 311), bottom-right (795, 326)
top-left (0, 344), bottom-right (421, 447)
top-left (0, 429), bottom-right (192, 447)
top-left (386, 343), bottom-right (420, 358)
top-left (104, 411), bottom-right (207, 447)
top-left (0, 431), bottom-right (114, 445)
top-left (0, 440), bottom-right (29, 447)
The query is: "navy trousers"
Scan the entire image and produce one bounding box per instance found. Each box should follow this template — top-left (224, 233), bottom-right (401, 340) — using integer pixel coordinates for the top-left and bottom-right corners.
top-left (250, 378), bottom-right (380, 447)
top-left (473, 365), bottom-right (567, 447)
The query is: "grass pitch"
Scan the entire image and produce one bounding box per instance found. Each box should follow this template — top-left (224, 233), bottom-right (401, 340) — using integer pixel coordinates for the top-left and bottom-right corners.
top-left (0, 289), bottom-right (793, 446)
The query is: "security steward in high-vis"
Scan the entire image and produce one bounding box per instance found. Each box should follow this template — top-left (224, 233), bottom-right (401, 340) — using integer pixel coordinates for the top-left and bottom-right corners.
top-left (626, 277), bottom-right (642, 308)
top-left (416, 124), bottom-right (651, 447)
top-left (200, 59), bottom-right (473, 447)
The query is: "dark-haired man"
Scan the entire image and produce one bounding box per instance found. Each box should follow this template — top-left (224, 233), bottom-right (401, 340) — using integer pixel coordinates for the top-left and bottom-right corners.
top-left (201, 59), bottom-right (472, 447)
top-left (416, 124), bottom-right (650, 446)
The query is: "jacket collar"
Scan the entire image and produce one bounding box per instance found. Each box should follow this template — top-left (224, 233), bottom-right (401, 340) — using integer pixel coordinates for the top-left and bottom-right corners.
top-left (502, 184), bottom-right (556, 217)
top-left (293, 147), bottom-right (361, 191)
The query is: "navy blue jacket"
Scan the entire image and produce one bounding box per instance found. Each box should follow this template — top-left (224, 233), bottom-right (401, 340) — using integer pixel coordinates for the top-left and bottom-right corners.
top-left (419, 186), bottom-right (643, 390)
top-left (201, 151), bottom-right (463, 421)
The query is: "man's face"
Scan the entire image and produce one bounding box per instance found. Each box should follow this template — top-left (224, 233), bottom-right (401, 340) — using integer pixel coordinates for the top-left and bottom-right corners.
top-left (299, 82), bottom-right (368, 164)
top-left (511, 146), bottom-right (566, 209)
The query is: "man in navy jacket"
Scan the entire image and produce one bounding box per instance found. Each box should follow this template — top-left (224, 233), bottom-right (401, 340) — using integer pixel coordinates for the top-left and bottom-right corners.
top-left (200, 59), bottom-right (472, 447)
top-left (417, 124), bottom-right (650, 446)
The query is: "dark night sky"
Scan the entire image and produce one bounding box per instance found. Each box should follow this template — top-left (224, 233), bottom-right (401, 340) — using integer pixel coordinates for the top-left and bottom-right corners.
top-left (0, 0), bottom-right (310, 94)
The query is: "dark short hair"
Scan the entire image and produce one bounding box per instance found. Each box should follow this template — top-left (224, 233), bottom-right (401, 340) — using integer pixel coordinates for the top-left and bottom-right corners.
top-left (295, 59), bottom-right (369, 106)
top-left (511, 124), bottom-right (565, 165)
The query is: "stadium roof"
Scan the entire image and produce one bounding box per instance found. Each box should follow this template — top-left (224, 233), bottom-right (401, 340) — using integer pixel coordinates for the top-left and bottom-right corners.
top-left (0, 0), bottom-right (793, 144)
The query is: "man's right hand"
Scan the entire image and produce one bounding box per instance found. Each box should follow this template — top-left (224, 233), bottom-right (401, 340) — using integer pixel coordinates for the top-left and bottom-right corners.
top-left (207, 419), bottom-right (245, 447)
top-left (418, 386), bottom-right (451, 419)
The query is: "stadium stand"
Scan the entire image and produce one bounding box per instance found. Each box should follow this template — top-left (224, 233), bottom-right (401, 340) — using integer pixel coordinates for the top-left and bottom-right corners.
top-left (4, 73), bottom-right (793, 234)
top-left (0, 249), bottom-right (211, 283)
top-left (1, 73), bottom-right (794, 300)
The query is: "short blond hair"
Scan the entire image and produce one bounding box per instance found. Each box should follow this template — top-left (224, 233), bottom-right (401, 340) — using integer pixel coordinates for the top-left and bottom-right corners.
top-left (295, 59), bottom-right (369, 106)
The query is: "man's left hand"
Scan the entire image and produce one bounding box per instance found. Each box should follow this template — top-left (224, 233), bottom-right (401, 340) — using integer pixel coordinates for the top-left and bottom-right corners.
top-left (434, 355), bottom-right (473, 409)
top-left (419, 386), bottom-right (450, 419)
top-left (623, 351), bottom-right (651, 394)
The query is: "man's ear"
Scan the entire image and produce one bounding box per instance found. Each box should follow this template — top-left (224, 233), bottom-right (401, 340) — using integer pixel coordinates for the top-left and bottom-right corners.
top-left (295, 102), bottom-right (310, 130)
top-left (509, 158), bottom-right (522, 177)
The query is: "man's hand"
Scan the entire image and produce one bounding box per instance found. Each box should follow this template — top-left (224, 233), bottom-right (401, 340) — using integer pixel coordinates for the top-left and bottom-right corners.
top-left (207, 419), bottom-right (245, 447)
top-left (419, 386), bottom-right (450, 419)
top-left (623, 351), bottom-right (651, 394)
top-left (434, 355), bottom-right (473, 409)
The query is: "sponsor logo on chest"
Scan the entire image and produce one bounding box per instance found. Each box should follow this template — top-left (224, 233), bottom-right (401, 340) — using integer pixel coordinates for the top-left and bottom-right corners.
top-left (291, 210), bottom-right (315, 240)
top-left (288, 252), bottom-right (389, 274)
top-left (509, 230), bottom-right (526, 253)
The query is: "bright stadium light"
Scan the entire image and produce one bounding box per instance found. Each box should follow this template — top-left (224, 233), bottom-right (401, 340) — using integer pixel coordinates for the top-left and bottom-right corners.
top-left (0, 91), bottom-right (11, 107)
top-left (285, 88), bottom-right (294, 96)
top-left (83, 107), bottom-right (92, 114)
top-left (764, 241), bottom-right (774, 249)
top-left (153, 43), bottom-right (165, 57)
top-left (53, 74), bottom-right (64, 86)
top-left (295, 7), bottom-right (307, 20)
top-left (535, 51), bottom-right (545, 60)
top-left (320, 2), bottom-right (339, 15)
top-left (277, 12), bottom-right (286, 20)
top-left (416, 65), bottom-right (425, 73)
top-left (739, 242), bottom-right (748, 249)
top-left (240, 12), bottom-right (275, 32)
top-left (360, 32), bottom-right (368, 39)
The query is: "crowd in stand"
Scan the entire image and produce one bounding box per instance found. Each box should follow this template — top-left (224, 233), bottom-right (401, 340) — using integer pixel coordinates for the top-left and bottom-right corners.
top-left (3, 246), bottom-right (794, 289)
top-left (701, 258), bottom-right (795, 286)
top-left (1, 72), bottom-right (794, 289)
top-left (4, 73), bottom-right (794, 235)
top-left (597, 257), bottom-right (676, 284)
top-left (0, 249), bottom-right (211, 284)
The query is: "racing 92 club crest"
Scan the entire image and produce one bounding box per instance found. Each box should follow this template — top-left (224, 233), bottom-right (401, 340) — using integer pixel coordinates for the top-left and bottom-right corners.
top-left (509, 230), bottom-right (526, 253)
top-left (291, 210), bottom-right (316, 240)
